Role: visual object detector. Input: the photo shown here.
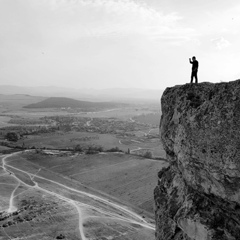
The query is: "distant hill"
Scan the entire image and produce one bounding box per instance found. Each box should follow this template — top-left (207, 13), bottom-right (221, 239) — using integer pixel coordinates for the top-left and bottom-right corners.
top-left (0, 94), bottom-right (46, 111)
top-left (23, 97), bottom-right (127, 110)
top-left (0, 85), bottom-right (163, 101)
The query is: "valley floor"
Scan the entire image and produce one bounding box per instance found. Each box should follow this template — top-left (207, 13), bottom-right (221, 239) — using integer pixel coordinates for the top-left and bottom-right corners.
top-left (0, 151), bottom-right (167, 240)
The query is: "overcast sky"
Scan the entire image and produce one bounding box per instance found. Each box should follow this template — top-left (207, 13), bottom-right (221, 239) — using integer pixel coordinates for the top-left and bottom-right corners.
top-left (0, 0), bottom-right (240, 89)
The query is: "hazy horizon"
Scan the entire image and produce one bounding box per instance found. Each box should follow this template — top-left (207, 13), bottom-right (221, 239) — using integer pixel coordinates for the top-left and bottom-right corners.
top-left (1, 0), bottom-right (240, 89)
top-left (0, 84), bottom-right (163, 91)
top-left (0, 84), bottom-right (163, 101)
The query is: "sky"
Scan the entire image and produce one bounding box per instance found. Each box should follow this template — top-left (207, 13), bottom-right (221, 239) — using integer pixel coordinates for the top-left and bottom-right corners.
top-left (0, 0), bottom-right (240, 90)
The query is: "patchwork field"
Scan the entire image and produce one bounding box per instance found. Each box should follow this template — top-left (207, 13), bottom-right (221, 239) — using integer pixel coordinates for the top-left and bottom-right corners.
top-left (78, 107), bottom-right (159, 121)
top-left (133, 113), bottom-right (161, 126)
top-left (12, 151), bottom-right (168, 218)
top-left (0, 95), bottom-right (165, 239)
top-left (0, 116), bottom-right (14, 128)
top-left (0, 151), bottom-right (165, 239)
top-left (16, 130), bottom-right (165, 158)
top-left (18, 131), bottom-right (123, 150)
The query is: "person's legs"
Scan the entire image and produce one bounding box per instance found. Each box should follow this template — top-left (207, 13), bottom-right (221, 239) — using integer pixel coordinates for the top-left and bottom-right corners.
top-left (195, 72), bottom-right (198, 83)
top-left (191, 71), bottom-right (198, 83)
top-left (190, 72), bottom-right (193, 83)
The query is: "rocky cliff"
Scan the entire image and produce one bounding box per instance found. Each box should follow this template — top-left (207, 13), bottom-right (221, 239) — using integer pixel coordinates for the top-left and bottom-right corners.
top-left (154, 80), bottom-right (240, 240)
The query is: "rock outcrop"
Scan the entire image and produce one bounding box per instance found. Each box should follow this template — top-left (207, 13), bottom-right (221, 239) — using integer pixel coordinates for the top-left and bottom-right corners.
top-left (154, 80), bottom-right (240, 240)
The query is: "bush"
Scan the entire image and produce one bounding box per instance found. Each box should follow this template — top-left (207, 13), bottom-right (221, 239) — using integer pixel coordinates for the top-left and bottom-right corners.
top-left (94, 146), bottom-right (103, 152)
top-left (85, 149), bottom-right (98, 154)
top-left (75, 144), bottom-right (83, 152)
top-left (5, 132), bottom-right (20, 142)
top-left (143, 151), bottom-right (153, 159)
top-left (106, 147), bottom-right (123, 153)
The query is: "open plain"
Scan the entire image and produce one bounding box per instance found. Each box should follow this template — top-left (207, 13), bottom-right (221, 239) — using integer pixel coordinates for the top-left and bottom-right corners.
top-left (0, 151), bottom-right (167, 239)
top-left (0, 95), bottom-right (166, 239)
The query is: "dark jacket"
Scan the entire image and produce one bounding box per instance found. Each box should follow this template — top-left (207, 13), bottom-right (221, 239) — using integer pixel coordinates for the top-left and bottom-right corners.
top-left (190, 60), bottom-right (198, 72)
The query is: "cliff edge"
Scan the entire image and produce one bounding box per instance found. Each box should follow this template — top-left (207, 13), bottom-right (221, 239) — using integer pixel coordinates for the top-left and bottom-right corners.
top-left (154, 80), bottom-right (240, 240)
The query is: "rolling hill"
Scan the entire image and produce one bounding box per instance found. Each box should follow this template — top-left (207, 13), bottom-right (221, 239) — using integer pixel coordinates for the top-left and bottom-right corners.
top-left (23, 97), bottom-right (127, 110)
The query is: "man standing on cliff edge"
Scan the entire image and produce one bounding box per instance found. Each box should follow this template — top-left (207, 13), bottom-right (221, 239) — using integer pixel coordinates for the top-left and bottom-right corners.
top-left (189, 56), bottom-right (199, 83)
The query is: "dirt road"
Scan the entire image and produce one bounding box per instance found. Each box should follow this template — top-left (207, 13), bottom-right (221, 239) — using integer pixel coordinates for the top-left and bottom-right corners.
top-left (0, 151), bottom-right (155, 239)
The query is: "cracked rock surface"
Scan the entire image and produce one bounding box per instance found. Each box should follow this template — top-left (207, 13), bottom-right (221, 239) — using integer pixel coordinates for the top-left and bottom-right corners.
top-left (155, 80), bottom-right (240, 240)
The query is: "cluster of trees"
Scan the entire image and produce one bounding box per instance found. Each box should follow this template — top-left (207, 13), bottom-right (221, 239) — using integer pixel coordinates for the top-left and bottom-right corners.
top-left (74, 144), bottom-right (103, 154)
top-left (3, 131), bottom-right (154, 159)
top-left (74, 144), bottom-right (154, 159)
top-left (5, 132), bottom-right (20, 142)
top-left (106, 147), bottom-right (123, 153)
top-left (86, 145), bottom-right (103, 154)
top-left (74, 144), bottom-right (123, 154)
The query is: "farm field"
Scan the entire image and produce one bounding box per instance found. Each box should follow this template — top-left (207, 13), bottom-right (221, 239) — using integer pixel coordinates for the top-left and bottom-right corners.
top-left (18, 131), bottom-right (123, 150)
top-left (0, 116), bottom-right (14, 128)
top-left (133, 113), bottom-right (161, 126)
top-left (17, 130), bottom-right (165, 158)
top-left (11, 151), bottom-right (168, 218)
top-left (0, 152), bottom-right (161, 239)
top-left (0, 146), bottom-right (11, 151)
top-left (0, 99), bottom-right (159, 121)
top-left (0, 96), bottom-right (166, 239)
top-left (81, 107), bottom-right (157, 120)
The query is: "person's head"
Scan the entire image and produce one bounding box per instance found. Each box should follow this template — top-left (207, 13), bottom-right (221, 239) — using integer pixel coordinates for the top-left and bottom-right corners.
top-left (192, 56), bottom-right (196, 61)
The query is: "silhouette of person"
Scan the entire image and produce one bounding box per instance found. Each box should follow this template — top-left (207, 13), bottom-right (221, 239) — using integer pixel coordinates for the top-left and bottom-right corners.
top-left (189, 56), bottom-right (199, 83)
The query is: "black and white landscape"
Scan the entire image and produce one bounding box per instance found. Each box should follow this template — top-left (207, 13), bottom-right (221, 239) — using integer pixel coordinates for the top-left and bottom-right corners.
top-left (1, 0), bottom-right (239, 239)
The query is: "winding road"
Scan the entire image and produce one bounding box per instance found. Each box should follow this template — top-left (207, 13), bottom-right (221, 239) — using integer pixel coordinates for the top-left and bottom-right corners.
top-left (0, 151), bottom-right (155, 239)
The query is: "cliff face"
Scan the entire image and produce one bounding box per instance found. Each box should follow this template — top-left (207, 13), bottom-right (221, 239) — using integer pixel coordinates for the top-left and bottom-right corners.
top-left (154, 80), bottom-right (240, 240)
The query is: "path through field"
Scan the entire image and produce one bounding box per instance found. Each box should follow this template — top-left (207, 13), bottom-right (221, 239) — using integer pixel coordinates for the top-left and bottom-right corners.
top-left (0, 152), bottom-right (155, 240)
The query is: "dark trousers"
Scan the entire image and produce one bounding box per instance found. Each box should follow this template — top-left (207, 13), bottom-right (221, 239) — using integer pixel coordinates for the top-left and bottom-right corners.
top-left (191, 71), bottom-right (198, 83)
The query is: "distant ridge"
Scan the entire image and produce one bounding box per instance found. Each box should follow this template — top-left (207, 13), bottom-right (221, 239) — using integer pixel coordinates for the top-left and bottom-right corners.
top-left (0, 85), bottom-right (163, 101)
top-left (23, 97), bottom-right (127, 110)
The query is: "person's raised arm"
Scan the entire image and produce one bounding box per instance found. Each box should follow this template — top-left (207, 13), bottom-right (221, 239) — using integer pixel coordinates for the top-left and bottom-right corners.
top-left (189, 58), bottom-right (192, 64)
